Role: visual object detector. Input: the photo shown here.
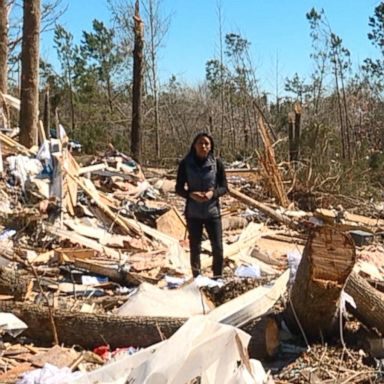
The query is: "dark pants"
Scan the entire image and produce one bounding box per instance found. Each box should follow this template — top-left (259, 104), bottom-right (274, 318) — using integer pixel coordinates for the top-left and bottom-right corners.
top-left (186, 217), bottom-right (223, 278)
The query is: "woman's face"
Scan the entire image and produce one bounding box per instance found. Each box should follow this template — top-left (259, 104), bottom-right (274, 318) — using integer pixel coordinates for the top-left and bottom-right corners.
top-left (194, 136), bottom-right (212, 159)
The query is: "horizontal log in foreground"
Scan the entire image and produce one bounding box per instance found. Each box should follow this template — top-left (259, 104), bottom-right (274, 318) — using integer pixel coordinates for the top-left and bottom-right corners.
top-left (0, 301), bottom-right (186, 349)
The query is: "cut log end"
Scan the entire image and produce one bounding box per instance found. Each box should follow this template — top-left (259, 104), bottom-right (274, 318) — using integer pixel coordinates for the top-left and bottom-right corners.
top-left (309, 227), bottom-right (355, 283)
top-left (247, 317), bottom-right (280, 360)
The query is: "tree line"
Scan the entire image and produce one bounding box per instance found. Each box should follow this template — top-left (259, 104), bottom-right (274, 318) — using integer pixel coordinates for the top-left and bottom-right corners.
top-left (2, 1), bottom-right (384, 200)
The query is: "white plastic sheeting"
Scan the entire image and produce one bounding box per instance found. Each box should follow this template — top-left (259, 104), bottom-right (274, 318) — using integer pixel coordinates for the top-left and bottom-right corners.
top-left (116, 282), bottom-right (212, 317)
top-left (17, 363), bottom-right (82, 384)
top-left (69, 316), bottom-right (272, 384)
top-left (0, 312), bottom-right (28, 337)
top-left (6, 155), bottom-right (43, 191)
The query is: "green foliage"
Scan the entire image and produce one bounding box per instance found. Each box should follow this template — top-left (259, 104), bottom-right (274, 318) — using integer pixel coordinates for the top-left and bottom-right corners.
top-left (363, 3), bottom-right (384, 87)
top-left (81, 20), bottom-right (123, 84)
top-left (284, 73), bottom-right (312, 102)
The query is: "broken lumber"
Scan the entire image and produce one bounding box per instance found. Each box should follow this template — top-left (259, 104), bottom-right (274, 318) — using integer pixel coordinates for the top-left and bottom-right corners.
top-left (78, 163), bottom-right (107, 176)
top-left (285, 226), bottom-right (356, 339)
top-left (44, 224), bottom-right (122, 259)
top-left (156, 207), bottom-right (186, 240)
top-left (68, 259), bottom-right (143, 286)
top-left (66, 171), bottom-right (144, 238)
top-left (228, 187), bottom-right (297, 229)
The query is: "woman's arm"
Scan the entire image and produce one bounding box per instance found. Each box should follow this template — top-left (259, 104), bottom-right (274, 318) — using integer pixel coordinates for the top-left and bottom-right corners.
top-left (213, 158), bottom-right (228, 198)
top-left (175, 159), bottom-right (189, 199)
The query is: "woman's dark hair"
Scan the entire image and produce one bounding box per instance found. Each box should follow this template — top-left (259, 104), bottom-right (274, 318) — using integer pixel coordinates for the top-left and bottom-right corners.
top-left (190, 132), bottom-right (215, 154)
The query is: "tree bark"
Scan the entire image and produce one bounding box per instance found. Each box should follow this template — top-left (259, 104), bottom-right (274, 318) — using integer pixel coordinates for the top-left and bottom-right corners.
top-left (293, 101), bottom-right (301, 162)
top-left (0, 301), bottom-right (186, 348)
top-left (0, 267), bottom-right (32, 301)
top-left (345, 271), bottom-right (384, 335)
top-left (0, 0), bottom-right (8, 95)
top-left (131, 0), bottom-right (144, 163)
top-left (19, 0), bottom-right (41, 148)
top-left (288, 111), bottom-right (294, 162)
top-left (285, 226), bottom-right (355, 340)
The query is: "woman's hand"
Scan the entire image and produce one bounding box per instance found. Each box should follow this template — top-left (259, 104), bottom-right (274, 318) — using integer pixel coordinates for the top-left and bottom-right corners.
top-left (190, 191), bottom-right (207, 202)
top-left (204, 190), bottom-right (214, 200)
top-left (190, 190), bottom-right (214, 202)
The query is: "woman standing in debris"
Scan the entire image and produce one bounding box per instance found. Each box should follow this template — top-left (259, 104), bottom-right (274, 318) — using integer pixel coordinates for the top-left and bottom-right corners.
top-left (176, 132), bottom-right (228, 278)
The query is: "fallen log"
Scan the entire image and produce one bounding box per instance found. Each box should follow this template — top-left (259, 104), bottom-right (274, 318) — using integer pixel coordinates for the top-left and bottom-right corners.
top-left (285, 226), bottom-right (356, 339)
top-left (246, 316), bottom-right (280, 360)
top-left (0, 301), bottom-right (186, 349)
top-left (228, 187), bottom-right (297, 229)
top-left (0, 301), bottom-right (280, 353)
top-left (345, 271), bottom-right (384, 335)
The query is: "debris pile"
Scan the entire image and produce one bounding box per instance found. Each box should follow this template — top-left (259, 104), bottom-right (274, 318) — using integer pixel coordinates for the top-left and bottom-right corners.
top-left (1, 96), bottom-right (384, 382)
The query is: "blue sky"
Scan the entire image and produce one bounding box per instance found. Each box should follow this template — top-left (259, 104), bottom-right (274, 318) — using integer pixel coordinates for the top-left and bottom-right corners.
top-left (41, 0), bottom-right (381, 97)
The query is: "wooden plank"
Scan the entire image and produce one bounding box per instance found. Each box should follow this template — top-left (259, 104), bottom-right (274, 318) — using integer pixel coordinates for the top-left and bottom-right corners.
top-left (0, 131), bottom-right (34, 155)
top-left (37, 120), bottom-right (46, 145)
top-left (315, 208), bottom-right (384, 231)
top-left (156, 207), bottom-right (186, 241)
top-left (54, 248), bottom-right (96, 264)
top-left (30, 345), bottom-right (79, 368)
top-left (68, 259), bottom-right (143, 286)
top-left (45, 224), bottom-right (122, 259)
top-left (229, 187), bottom-right (297, 229)
top-left (202, 223), bottom-right (270, 269)
top-left (78, 163), bottom-right (107, 175)
top-left (1, 93), bottom-right (20, 110)
top-left (66, 152), bottom-right (79, 211)
top-left (64, 220), bottom-right (145, 250)
top-left (66, 172), bottom-right (144, 238)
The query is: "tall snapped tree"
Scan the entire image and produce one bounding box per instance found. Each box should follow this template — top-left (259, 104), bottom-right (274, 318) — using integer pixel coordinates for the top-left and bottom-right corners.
top-left (142, 0), bottom-right (169, 160)
top-left (131, 0), bottom-right (144, 163)
top-left (19, 0), bottom-right (41, 148)
top-left (0, 0), bottom-right (9, 94)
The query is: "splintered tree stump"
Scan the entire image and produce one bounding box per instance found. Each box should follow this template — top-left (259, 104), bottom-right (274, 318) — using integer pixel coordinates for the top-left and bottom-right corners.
top-left (285, 226), bottom-right (355, 340)
top-left (345, 272), bottom-right (384, 335)
top-left (247, 316), bottom-right (279, 360)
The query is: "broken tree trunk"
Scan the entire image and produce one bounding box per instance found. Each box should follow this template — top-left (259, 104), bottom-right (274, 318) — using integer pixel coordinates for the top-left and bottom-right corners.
top-left (285, 226), bottom-right (356, 339)
top-left (345, 271), bottom-right (384, 335)
top-left (131, 0), bottom-right (144, 163)
top-left (228, 187), bottom-right (297, 229)
top-left (19, 0), bottom-right (41, 148)
top-left (257, 115), bottom-right (290, 208)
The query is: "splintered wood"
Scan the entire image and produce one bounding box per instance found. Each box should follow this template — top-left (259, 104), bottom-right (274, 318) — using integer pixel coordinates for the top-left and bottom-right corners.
top-left (286, 226), bottom-right (356, 339)
top-left (257, 115), bottom-right (290, 208)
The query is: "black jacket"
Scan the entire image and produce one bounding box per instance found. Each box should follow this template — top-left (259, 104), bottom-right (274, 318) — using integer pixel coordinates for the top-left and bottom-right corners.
top-left (176, 152), bottom-right (228, 219)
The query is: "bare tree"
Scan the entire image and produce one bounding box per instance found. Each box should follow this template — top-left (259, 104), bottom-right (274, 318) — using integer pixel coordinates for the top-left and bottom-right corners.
top-left (142, 0), bottom-right (169, 160)
top-left (0, 0), bottom-right (9, 94)
top-left (131, 0), bottom-right (144, 162)
top-left (19, 0), bottom-right (41, 148)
